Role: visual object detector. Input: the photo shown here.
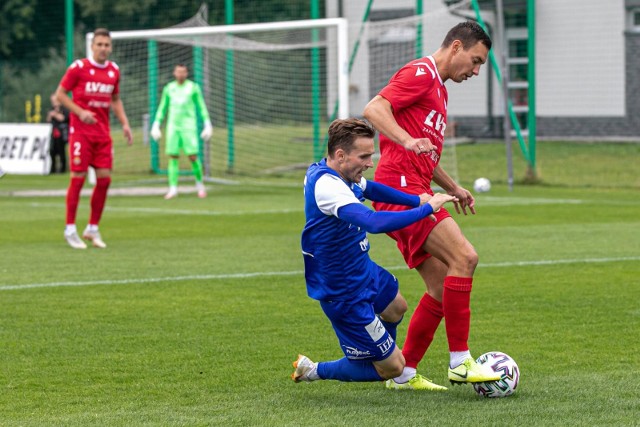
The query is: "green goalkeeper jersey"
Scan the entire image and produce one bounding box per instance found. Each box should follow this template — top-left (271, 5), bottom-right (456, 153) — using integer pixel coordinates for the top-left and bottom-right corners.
top-left (154, 79), bottom-right (210, 132)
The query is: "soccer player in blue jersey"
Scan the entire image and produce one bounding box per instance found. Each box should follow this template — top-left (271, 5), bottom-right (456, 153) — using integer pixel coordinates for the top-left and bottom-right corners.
top-left (292, 118), bottom-right (457, 385)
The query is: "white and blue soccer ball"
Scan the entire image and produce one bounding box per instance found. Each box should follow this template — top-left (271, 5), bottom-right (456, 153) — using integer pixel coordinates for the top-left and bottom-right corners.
top-left (473, 177), bottom-right (491, 193)
top-left (472, 351), bottom-right (520, 398)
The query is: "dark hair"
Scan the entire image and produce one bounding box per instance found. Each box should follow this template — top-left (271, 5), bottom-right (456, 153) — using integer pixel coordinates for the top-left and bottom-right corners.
top-left (93, 28), bottom-right (111, 40)
top-left (441, 21), bottom-right (492, 50)
top-left (175, 63), bottom-right (188, 69)
top-left (327, 118), bottom-right (375, 157)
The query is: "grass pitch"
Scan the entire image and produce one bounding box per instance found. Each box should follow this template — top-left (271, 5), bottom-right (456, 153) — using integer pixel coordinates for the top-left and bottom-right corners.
top-left (0, 142), bottom-right (639, 426)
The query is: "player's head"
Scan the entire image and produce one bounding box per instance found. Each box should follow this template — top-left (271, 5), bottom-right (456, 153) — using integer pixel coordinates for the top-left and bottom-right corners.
top-left (327, 118), bottom-right (376, 183)
top-left (173, 63), bottom-right (189, 83)
top-left (441, 21), bottom-right (491, 83)
top-left (91, 28), bottom-right (112, 64)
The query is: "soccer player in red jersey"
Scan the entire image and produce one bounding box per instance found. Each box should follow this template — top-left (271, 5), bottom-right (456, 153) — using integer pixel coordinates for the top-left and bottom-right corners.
top-left (364, 21), bottom-right (499, 390)
top-left (56, 28), bottom-right (133, 249)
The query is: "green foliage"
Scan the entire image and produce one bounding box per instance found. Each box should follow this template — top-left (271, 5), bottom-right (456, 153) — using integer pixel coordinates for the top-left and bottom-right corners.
top-left (0, 0), bottom-right (37, 56)
top-left (0, 48), bottom-right (67, 122)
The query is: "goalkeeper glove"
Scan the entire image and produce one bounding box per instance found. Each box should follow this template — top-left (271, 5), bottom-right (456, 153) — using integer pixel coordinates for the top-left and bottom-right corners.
top-left (150, 122), bottom-right (162, 141)
top-left (200, 121), bottom-right (213, 141)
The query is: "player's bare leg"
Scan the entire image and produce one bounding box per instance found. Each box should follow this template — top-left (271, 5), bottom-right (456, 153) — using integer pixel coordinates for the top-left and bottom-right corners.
top-left (424, 217), bottom-right (499, 383)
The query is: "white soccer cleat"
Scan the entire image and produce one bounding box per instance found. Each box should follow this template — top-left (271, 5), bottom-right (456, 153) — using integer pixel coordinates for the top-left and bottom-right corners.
top-left (82, 230), bottom-right (107, 248)
top-left (64, 230), bottom-right (87, 249)
top-left (164, 189), bottom-right (178, 200)
top-left (291, 354), bottom-right (318, 383)
top-left (196, 182), bottom-right (207, 198)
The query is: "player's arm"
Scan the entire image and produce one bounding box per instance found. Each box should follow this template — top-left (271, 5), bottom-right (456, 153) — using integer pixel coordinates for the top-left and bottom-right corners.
top-left (55, 85), bottom-right (96, 124)
top-left (194, 84), bottom-right (212, 141)
top-left (433, 164), bottom-right (475, 215)
top-left (337, 193), bottom-right (456, 234)
top-left (111, 93), bottom-right (133, 145)
top-left (154, 86), bottom-right (170, 125)
top-left (363, 180), bottom-right (421, 207)
top-left (363, 97), bottom-right (435, 155)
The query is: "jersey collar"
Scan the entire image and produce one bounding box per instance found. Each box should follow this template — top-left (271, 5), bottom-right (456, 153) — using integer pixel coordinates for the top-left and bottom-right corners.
top-left (88, 57), bottom-right (110, 69)
top-left (426, 56), bottom-right (444, 86)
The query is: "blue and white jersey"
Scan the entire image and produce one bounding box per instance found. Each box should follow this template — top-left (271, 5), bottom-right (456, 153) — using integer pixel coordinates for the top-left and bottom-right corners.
top-left (301, 159), bottom-right (377, 301)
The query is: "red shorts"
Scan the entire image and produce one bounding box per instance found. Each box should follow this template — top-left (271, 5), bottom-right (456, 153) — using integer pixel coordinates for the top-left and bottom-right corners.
top-left (372, 170), bottom-right (450, 269)
top-left (68, 134), bottom-right (113, 172)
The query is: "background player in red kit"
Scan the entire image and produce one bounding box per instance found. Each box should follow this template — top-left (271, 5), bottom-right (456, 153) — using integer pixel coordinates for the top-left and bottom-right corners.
top-left (56, 28), bottom-right (133, 249)
top-left (364, 21), bottom-right (499, 390)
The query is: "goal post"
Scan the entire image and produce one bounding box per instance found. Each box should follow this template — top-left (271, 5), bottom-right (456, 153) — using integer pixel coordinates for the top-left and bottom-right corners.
top-left (85, 18), bottom-right (349, 179)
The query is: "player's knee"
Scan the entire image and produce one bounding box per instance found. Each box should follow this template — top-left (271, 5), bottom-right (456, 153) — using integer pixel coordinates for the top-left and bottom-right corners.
top-left (382, 359), bottom-right (405, 379)
top-left (464, 247), bottom-right (479, 269)
top-left (454, 245), bottom-right (478, 273)
top-left (382, 294), bottom-right (408, 323)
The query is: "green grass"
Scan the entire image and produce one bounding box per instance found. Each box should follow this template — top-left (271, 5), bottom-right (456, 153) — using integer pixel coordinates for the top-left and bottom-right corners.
top-left (1, 143), bottom-right (639, 425)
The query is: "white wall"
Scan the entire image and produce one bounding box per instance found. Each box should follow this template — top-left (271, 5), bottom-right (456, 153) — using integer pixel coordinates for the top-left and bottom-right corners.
top-left (327, 0), bottom-right (626, 119)
top-left (537, 0), bottom-right (625, 116)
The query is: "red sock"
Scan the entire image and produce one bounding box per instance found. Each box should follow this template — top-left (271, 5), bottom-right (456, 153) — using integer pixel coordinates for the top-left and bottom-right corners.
top-left (66, 176), bottom-right (86, 225)
top-left (442, 276), bottom-right (473, 352)
top-left (89, 176), bottom-right (111, 226)
top-left (402, 293), bottom-right (444, 369)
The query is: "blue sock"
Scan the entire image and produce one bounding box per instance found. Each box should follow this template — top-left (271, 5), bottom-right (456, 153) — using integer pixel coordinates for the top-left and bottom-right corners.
top-left (317, 357), bottom-right (383, 382)
top-left (380, 316), bottom-right (403, 341)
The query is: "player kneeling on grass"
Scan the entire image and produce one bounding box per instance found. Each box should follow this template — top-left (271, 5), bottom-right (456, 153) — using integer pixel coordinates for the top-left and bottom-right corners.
top-left (292, 118), bottom-right (456, 386)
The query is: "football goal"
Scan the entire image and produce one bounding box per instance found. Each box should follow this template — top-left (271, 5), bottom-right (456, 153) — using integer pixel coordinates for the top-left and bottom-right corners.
top-left (86, 18), bottom-right (349, 179)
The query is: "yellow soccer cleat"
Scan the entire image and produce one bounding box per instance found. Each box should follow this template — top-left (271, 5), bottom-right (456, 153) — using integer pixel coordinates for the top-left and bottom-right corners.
top-left (448, 358), bottom-right (502, 384)
top-left (385, 374), bottom-right (448, 391)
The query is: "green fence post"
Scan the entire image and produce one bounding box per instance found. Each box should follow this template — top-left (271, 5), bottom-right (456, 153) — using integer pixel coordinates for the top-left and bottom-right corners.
top-left (148, 40), bottom-right (159, 173)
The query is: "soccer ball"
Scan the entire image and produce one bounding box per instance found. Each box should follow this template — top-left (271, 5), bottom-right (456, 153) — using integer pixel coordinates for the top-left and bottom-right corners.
top-left (473, 177), bottom-right (491, 193)
top-left (472, 351), bottom-right (520, 398)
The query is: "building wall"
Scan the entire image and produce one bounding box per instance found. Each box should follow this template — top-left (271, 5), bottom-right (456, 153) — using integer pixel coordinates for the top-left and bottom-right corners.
top-left (326, 0), bottom-right (639, 139)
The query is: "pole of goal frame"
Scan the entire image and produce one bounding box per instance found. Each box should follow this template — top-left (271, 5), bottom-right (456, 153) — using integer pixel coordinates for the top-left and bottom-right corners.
top-left (527, 0), bottom-right (536, 172)
top-left (65, 0), bottom-right (74, 66)
top-left (415, 0), bottom-right (423, 57)
top-left (495, 0), bottom-right (514, 192)
top-left (311, 0), bottom-right (322, 161)
top-left (193, 46), bottom-right (207, 175)
top-left (148, 40), bottom-right (160, 173)
top-left (225, 0), bottom-right (235, 173)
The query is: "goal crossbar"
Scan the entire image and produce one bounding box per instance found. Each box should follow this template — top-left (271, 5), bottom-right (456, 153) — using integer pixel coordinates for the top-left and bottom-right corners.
top-left (85, 18), bottom-right (350, 119)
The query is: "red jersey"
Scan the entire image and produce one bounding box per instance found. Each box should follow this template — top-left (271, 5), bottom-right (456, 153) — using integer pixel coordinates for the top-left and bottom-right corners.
top-left (59, 58), bottom-right (120, 139)
top-left (375, 56), bottom-right (448, 190)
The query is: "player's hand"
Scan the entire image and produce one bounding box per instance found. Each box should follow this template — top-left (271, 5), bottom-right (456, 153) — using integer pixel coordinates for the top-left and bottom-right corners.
top-left (418, 193), bottom-right (431, 206)
top-left (78, 109), bottom-right (97, 124)
top-left (426, 193), bottom-right (458, 222)
top-left (200, 121), bottom-right (213, 141)
top-left (150, 122), bottom-right (162, 141)
top-left (404, 138), bottom-right (436, 156)
top-left (448, 185), bottom-right (476, 215)
top-left (123, 125), bottom-right (133, 146)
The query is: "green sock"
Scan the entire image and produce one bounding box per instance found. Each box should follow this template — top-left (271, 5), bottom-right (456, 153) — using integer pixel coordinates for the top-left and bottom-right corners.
top-left (168, 158), bottom-right (179, 187)
top-left (191, 158), bottom-right (203, 182)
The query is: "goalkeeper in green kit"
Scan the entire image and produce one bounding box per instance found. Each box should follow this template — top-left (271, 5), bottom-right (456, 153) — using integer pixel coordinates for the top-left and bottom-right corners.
top-left (151, 63), bottom-right (212, 199)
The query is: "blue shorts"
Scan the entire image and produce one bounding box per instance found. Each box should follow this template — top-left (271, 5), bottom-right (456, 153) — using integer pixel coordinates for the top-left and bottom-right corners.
top-left (320, 264), bottom-right (399, 361)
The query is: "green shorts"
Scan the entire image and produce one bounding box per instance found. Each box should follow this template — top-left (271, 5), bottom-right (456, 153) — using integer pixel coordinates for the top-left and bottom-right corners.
top-left (165, 129), bottom-right (199, 156)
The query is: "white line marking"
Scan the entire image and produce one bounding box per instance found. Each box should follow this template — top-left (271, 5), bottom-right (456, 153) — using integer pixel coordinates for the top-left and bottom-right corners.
top-left (1, 256), bottom-right (638, 292)
top-left (26, 202), bottom-right (303, 216)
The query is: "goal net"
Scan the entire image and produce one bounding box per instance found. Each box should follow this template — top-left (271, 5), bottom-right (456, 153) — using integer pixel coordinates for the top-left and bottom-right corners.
top-left (89, 18), bottom-right (348, 181)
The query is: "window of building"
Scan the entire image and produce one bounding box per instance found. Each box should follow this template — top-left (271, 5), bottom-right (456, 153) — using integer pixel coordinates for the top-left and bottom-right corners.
top-left (629, 7), bottom-right (640, 30)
